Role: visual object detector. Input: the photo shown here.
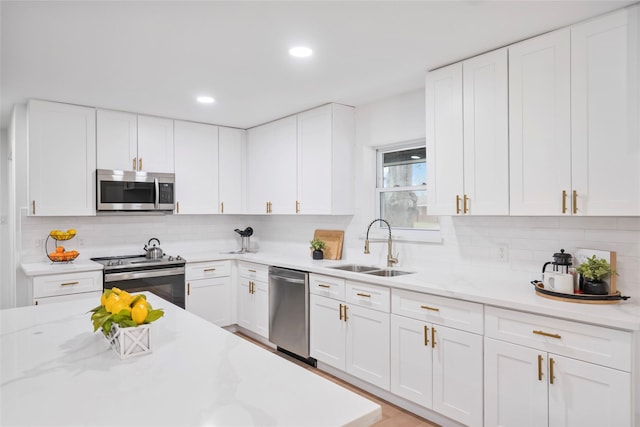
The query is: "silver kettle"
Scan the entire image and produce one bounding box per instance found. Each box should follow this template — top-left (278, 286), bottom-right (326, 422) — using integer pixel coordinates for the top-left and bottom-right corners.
top-left (144, 238), bottom-right (164, 259)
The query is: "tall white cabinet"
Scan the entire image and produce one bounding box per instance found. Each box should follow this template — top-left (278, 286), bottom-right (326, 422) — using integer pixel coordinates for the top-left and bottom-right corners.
top-left (425, 48), bottom-right (508, 216)
top-left (218, 127), bottom-right (245, 214)
top-left (571, 6), bottom-right (640, 215)
top-left (27, 100), bottom-right (96, 216)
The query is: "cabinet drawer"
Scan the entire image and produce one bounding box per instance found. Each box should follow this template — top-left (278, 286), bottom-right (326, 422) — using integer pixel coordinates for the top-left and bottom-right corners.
top-left (35, 290), bottom-right (103, 306)
top-left (186, 260), bottom-right (231, 280)
top-left (237, 262), bottom-right (269, 282)
top-left (33, 271), bottom-right (102, 298)
top-left (392, 289), bottom-right (483, 334)
top-left (485, 306), bottom-right (632, 371)
top-left (310, 274), bottom-right (345, 300)
top-left (346, 281), bottom-right (390, 313)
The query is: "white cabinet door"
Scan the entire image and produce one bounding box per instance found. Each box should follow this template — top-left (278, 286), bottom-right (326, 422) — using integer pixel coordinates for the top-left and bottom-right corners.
top-left (345, 304), bottom-right (390, 390)
top-left (462, 48), bottom-right (509, 215)
top-left (174, 120), bottom-right (219, 214)
top-left (425, 63), bottom-right (464, 216)
top-left (96, 109), bottom-right (137, 171)
top-left (236, 277), bottom-right (254, 331)
top-left (246, 116), bottom-right (297, 214)
top-left (571, 7), bottom-right (640, 216)
top-left (186, 277), bottom-right (231, 327)
top-left (484, 338), bottom-right (549, 427)
top-left (253, 278), bottom-right (269, 339)
top-left (310, 294), bottom-right (346, 371)
top-left (432, 325), bottom-right (483, 427)
top-left (28, 100), bottom-right (96, 216)
top-left (509, 29), bottom-right (571, 215)
top-left (137, 115), bottom-right (174, 173)
top-left (548, 354), bottom-right (631, 427)
top-left (218, 127), bottom-right (245, 214)
top-left (390, 314), bottom-right (432, 407)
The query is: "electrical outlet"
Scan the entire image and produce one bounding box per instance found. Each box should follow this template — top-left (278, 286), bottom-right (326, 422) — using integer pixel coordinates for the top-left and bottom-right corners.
top-left (496, 245), bottom-right (509, 262)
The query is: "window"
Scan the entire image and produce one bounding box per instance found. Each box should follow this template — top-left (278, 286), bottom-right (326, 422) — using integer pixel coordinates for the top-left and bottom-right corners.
top-left (376, 142), bottom-right (439, 232)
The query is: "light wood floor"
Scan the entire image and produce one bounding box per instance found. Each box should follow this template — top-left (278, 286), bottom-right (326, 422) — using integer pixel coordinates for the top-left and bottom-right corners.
top-left (235, 332), bottom-right (440, 427)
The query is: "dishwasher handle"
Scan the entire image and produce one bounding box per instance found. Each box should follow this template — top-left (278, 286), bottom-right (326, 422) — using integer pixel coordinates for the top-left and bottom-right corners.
top-left (270, 274), bottom-right (306, 285)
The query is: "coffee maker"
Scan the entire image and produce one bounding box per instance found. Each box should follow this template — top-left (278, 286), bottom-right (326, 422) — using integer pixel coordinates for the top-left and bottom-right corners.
top-left (542, 249), bottom-right (572, 274)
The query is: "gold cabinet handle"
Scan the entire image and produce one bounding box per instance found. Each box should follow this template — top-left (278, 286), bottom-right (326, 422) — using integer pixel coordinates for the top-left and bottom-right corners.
top-left (203, 268), bottom-right (216, 272)
top-left (187, 282), bottom-right (191, 296)
top-left (549, 357), bottom-right (555, 384)
top-left (269, 202), bottom-right (273, 213)
top-left (139, 157), bottom-right (143, 171)
top-left (424, 325), bottom-right (429, 346)
top-left (562, 190), bottom-right (567, 214)
top-left (318, 284), bottom-right (331, 288)
top-left (32, 200), bottom-right (36, 215)
top-left (463, 194), bottom-right (469, 214)
top-left (356, 292), bottom-right (371, 298)
top-left (572, 190), bottom-right (578, 214)
top-left (420, 305), bottom-right (440, 312)
top-left (60, 281), bottom-right (79, 286)
top-left (339, 303), bottom-right (344, 320)
top-left (343, 305), bottom-right (348, 321)
top-left (296, 200), bottom-right (300, 214)
top-left (538, 354), bottom-right (543, 381)
top-left (533, 330), bottom-right (561, 339)
top-left (176, 201), bottom-right (180, 214)
top-left (248, 281), bottom-right (254, 294)
top-left (248, 269), bottom-right (257, 273)
top-left (456, 195), bottom-right (461, 214)
top-left (431, 326), bottom-right (436, 348)
top-left (221, 202), bottom-right (224, 214)
top-left (133, 157), bottom-right (137, 170)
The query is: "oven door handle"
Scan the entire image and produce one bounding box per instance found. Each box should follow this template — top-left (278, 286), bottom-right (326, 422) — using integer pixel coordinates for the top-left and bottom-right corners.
top-left (105, 267), bottom-right (185, 282)
top-left (154, 178), bottom-right (159, 209)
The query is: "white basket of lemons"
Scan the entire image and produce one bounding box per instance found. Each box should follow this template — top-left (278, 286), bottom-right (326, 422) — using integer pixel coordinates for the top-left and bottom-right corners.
top-left (89, 288), bottom-right (164, 359)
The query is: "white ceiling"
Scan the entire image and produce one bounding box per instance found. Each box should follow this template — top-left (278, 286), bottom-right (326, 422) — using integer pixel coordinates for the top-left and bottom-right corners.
top-left (1, 0), bottom-right (636, 130)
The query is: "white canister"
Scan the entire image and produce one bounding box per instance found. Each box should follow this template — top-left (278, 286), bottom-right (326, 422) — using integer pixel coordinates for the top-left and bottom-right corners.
top-left (545, 273), bottom-right (574, 294)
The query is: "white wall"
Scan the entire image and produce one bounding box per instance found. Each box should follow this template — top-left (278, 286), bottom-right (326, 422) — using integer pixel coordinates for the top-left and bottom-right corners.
top-left (11, 89), bottom-right (640, 306)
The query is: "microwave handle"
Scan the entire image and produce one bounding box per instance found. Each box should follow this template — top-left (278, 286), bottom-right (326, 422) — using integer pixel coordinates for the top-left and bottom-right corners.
top-left (154, 178), bottom-right (159, 209)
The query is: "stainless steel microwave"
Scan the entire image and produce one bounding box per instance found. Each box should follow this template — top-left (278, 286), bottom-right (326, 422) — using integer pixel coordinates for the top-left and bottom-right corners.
top-left (97, 169), bottom-right (175, 212)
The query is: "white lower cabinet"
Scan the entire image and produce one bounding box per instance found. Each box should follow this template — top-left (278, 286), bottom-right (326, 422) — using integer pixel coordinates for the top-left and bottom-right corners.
top-left (390, 290), bottom-right (484, 426)
top-left (185, 261), bottom-right (231, 326)
top-left (236, 262), bottom-right (269, 338)
top-left (484, 306), bottom-right (632, 427)
top-left (310, 277), bottom-right (390, 390)
top-left (29, 270), bottom-right (103, 305)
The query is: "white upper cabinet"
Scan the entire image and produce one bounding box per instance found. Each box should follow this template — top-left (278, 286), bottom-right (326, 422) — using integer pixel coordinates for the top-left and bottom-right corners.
top-left (426, 49), bottom-right (508, 216)
top-left (297, 104), bottom-right (355, 215)
top-left (571, 6), bottom-right (640, 215)
top-left (97, 110), bottom-right (174, 173)
top-left (174, 120), bottom-right (219, 214)
top-left (425, 63), bottom-right (463, 216)
top-left (246, 115), bottom-right (298, 214)
top-left (218, 127), bottom-right (245, 215)
top-left (96, 109), bottom-right (137, 171)
top-left (137, 115), bottom-right (174, 173)
top-left (462, 48), bottom-right (509, 215)
top-left (509, 29), bottom-right (572, 215)
top-left (28, 100), bottom-right (96, 216)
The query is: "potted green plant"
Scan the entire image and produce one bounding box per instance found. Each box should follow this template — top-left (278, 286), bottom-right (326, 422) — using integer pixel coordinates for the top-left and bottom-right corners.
top-left (310, 238), bottom-right (326, 260)
top-left (576, 255), bottom-right (617, 295)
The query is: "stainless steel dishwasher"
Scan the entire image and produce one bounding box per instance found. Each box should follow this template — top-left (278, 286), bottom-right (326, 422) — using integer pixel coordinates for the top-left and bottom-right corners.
top-left (268, 266), bottom-right (316, 366)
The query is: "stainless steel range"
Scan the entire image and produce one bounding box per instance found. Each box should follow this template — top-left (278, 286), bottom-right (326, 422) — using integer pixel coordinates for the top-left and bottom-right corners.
top-left (91, 253), bottom-right (186, 309)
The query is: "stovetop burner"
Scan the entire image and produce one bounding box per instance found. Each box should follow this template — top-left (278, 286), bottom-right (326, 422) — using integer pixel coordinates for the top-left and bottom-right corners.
top-left (91, 254), bottom-right (185, 271)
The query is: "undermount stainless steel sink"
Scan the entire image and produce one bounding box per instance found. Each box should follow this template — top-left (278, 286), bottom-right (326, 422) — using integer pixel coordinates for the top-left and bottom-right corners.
top-left (329, 264), bottom-right (413, 277)
top-left (329, 264), bottom-right (381, 273)
top-left (364, 269), bottom-right (413, 277)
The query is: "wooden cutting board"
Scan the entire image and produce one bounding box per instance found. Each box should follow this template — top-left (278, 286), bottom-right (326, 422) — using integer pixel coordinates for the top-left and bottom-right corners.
top-left (313, 229), bottom-right (344, 260)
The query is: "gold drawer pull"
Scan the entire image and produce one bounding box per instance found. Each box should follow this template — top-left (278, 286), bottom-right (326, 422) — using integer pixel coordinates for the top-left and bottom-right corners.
top-left (356, 292), bottom-right (371, 298)
top-left (318, 284), bottom-right (331, 288)
top-left (248, 269), bottom-right (257, 273)
top-left (420, 305), bottom-right (440, 312)
top-left (203, 268), bottom-right (217, 272)
top-left (533, 330), bottom-right (561, 339)
top-left (60, 281), bottom-right (79, 286)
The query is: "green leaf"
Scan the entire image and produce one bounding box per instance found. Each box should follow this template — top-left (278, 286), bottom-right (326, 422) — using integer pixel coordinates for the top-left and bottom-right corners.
top-left (118, 318), bottom-right (137, 328)
top-left (145, 309), bottom-right (164, 323)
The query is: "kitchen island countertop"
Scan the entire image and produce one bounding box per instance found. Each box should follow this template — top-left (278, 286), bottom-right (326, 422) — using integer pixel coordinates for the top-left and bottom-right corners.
top-left (0, 293), bottom-right (381, 427)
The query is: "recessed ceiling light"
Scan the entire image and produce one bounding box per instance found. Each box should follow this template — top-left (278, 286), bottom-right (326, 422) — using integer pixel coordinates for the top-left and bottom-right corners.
top-left (197, 96), bottom-right (215, 104)
top-left (289, 46), bottom-right (313, 58)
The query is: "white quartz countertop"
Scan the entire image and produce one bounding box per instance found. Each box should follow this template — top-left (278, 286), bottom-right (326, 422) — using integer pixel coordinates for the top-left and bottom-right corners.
top-left (21, 250), bottom-right (640, 331)
top-left (0, 293), bottom-right (381, 427)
